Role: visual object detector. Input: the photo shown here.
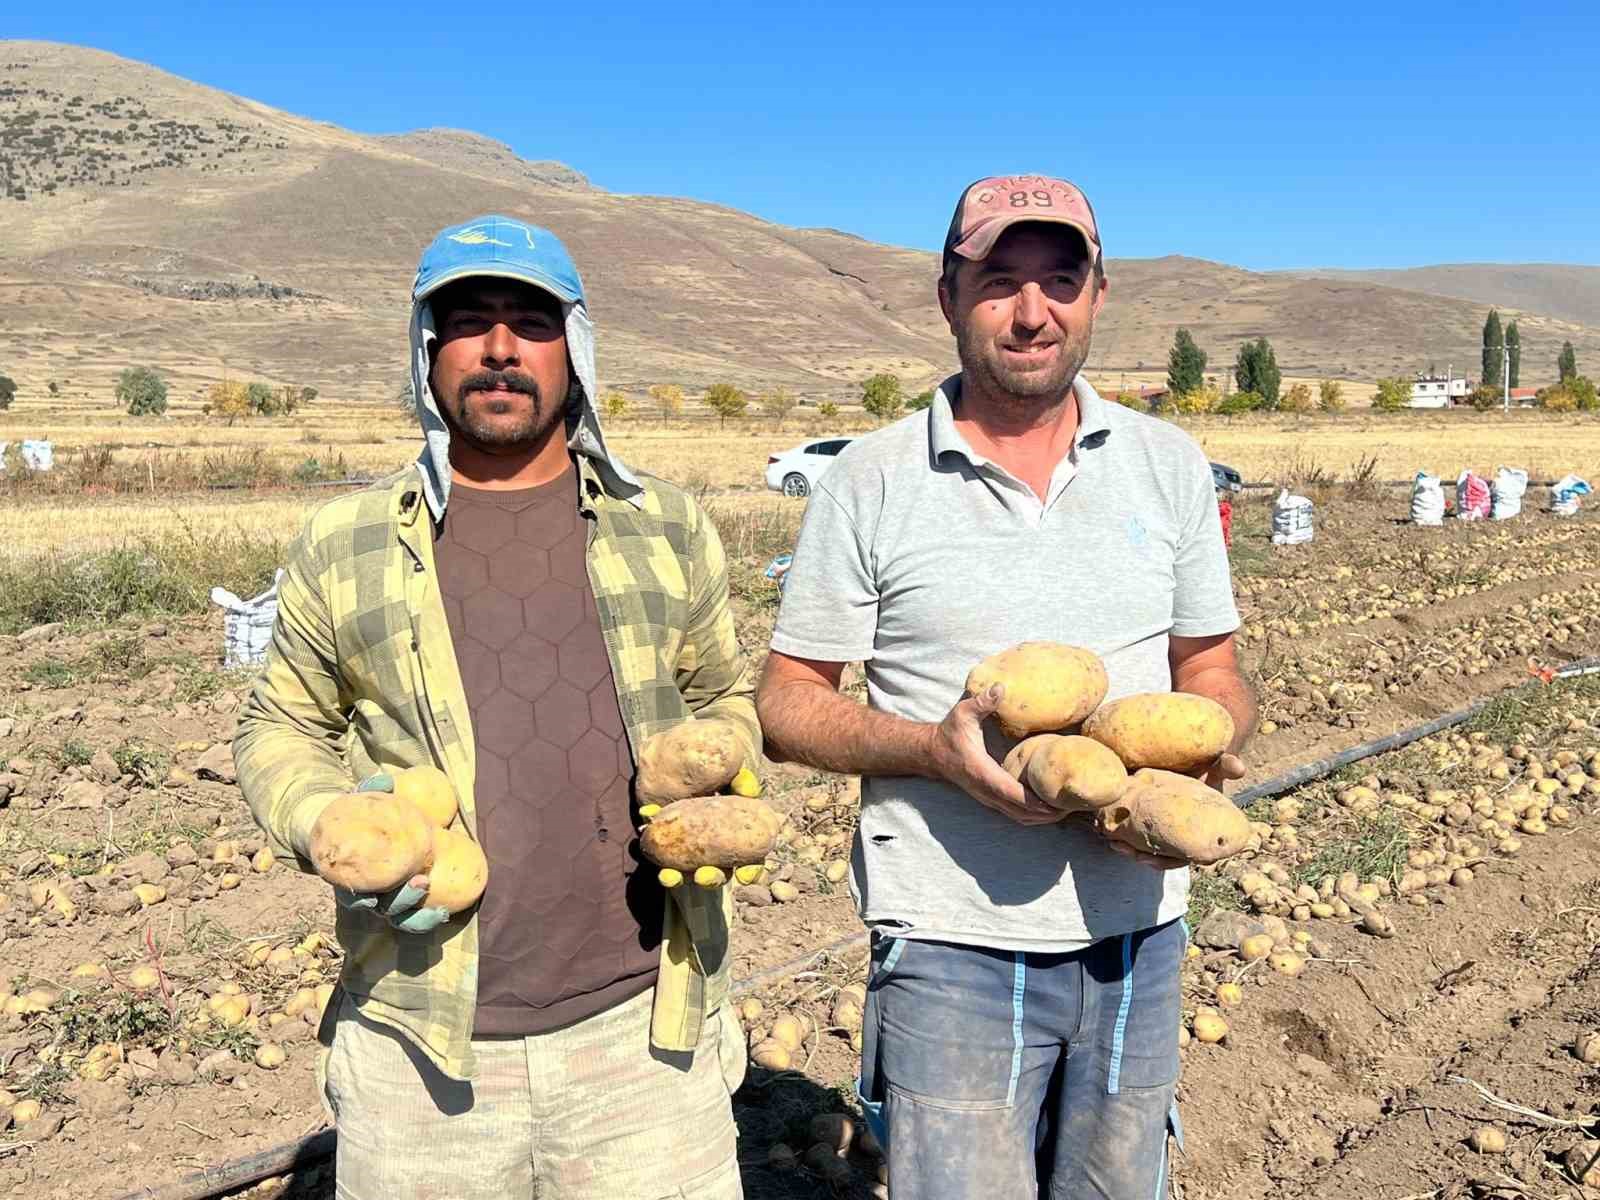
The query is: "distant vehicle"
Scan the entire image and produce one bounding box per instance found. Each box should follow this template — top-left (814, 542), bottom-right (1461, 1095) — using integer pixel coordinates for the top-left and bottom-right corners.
top-left (765, 437), bottom-right (852, 498)
top-left (1211, 461), bottom-right (1244, 493)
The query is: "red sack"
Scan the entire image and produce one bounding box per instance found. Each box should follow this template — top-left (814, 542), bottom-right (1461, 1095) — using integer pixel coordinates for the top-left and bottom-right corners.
top-left (1218, 497), bottom-right (1233, 547)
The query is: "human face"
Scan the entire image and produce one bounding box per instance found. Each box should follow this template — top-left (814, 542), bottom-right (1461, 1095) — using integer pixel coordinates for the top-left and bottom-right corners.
top-left (428, 279), bottom-right (570, 453)
top-left (939, 223), bottom-right (1107, 406)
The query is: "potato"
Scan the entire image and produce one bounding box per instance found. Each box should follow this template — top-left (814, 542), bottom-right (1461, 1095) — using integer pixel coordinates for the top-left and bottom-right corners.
top-left (1094, 769), bottom-right (1252, 864)
top-left (966, 642), bottom-right (1109, 738)
top-left (639, 795), bottom-right (783, 872)
top-left (1192, 1012), bottom-right (1228, 1043)
top-left (1239, 934), bottom-right (1274, 962)
top-left (1575, 1031), bottom-right (1600, 1064)
top-left (421, 827), bottom-right (489, 914)
top-left (1215, 982), bottom-right (1243, 1007)
top-left (127, 965), bottom-right (161, 991)
top-left (1083, 693), bottom-right (1234, 773)
top-left (391, 764), bottom-right (459, 828)
top-left (10, 1099), bottom-right (41, 1125)
top-left (637, 721), bottom-right (746, 803)
top-left (254, 1043), bottom-right (287, 1070)
top-left (1468, 1126), bottom-right (1506, 1154)
top-left (810, 1114), bottom-right (855, 1156)
top-left (770, 1013), bottom-right (805, 1053)
top-left (832, 984), bottom-right (865, 1034)
top-left (750, 1039), bottom-right (793, 1071)
top-left (1003, 734), bottom-right (1127, 812)
top-left (309, 793), bottom-right (434, 893)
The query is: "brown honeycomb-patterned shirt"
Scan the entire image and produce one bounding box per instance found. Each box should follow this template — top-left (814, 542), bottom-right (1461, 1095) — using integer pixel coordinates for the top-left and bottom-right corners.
top-left (434, 468), bottom-right (663, 1036)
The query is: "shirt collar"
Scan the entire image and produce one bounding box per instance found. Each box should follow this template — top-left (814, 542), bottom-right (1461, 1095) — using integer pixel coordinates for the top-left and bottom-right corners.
top-left (930, 373), bottom-right (1112, 467)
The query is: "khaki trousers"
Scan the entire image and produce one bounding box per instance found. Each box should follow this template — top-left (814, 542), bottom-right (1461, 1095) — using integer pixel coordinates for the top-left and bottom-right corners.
top-left (319, 989), bottom-right (747, 1199)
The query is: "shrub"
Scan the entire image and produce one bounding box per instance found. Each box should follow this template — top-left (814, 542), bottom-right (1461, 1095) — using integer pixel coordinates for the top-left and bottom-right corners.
top-left (907, 390), bottom-right (935, 412)
top-left (116, 366), bottom-right (168, 416)
top-left (1113, 391), bottom-right (1145, 410)
top-left (600, 390), bottom-right (629, 420)
top-left (705, 383), bottom-right (748, 428)
top-left (861, 373), bottom-right (904, 422)
top-left (1569, 376), bottom-right (1598, 411)
top-left (1174, 383), bottom-right (1221, 414)
top-left (245, 382), bottom-right (277, 415)
top-left (1281, 382), bottom-right (1314, 414)
top-left (0, 374), bottom-right (15, 410)
top-left (817, 401), bottom-right (840, 420)
top-left (1371, 378), bottom-right (1410, 412)
top-left (1216, 390), bottom-right (1262, 415)
top-left (46, 380), bottom-right (58, 397)
top-left (1538, 385), bottom-right (1577, 412)
top-left (761, 387), bottom-right (797, 424)
top-left (1317, 380), bottom-right (1344, 412)
top-left (1468, 383), bottom-right (1501, 411)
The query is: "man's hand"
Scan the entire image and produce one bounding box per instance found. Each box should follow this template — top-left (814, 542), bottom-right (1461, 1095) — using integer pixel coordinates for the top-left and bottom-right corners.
top-left (928, 685), bottom-right (1066, 827)
top-left (1192, 752), bottom-right (1246, 792)
top-left (328, 774), bottom-right (450, 933)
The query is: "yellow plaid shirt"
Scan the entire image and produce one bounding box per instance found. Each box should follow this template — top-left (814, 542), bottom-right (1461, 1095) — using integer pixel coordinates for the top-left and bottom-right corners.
top-left (234, 458), bottom-right (759, 1081)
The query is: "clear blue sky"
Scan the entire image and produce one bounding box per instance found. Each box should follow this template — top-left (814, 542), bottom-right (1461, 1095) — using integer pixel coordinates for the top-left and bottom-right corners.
top-left (12, 0), bottom-right (1600, 269)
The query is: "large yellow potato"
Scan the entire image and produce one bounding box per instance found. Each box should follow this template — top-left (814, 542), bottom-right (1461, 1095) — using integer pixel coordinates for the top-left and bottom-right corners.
top-left (1083, 693), bottom-right (1234, 772)
top-left (421, 827), bottom-right (489, 914)
top-left (966, 642), bottom-right (1109, 738)
top-left (1095, 769), bottom-right (1252, 864)
top-left (637, 721), bottom-right (745, 803)
top-left (639, 795), bottom-right (784, 871)
top-left (309, 793), bottom-right (434, 893)
top-left (393, 765), bottom-right (459, 829)
top-left (1002, 734), bottom-right (1127, 812)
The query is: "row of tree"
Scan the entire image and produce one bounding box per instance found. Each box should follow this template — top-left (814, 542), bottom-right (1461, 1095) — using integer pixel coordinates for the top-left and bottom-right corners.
top-left (1166, 329), bottom-right (1287, 410)
top-left (1482, 309), bottom-right (1580, 392)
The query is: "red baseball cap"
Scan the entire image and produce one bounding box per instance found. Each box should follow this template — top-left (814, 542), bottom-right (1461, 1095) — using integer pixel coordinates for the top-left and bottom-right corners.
top-left (942, 174), bottom-right (1102, 275)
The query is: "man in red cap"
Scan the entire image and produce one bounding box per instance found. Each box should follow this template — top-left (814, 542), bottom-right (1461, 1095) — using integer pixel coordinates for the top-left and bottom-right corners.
top-left (758, 176), bottom-right (1256, 1196)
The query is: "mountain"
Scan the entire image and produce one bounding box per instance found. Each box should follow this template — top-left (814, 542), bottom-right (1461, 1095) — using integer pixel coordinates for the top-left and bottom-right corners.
top-left (1284, 265), bottom-right (1600, 332)
top-left (3, 40), bottom-right (1599, 410)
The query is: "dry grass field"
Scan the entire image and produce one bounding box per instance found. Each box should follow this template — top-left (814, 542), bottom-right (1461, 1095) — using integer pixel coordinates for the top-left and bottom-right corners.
top-left (2, 403), bottom-right (1597, 560)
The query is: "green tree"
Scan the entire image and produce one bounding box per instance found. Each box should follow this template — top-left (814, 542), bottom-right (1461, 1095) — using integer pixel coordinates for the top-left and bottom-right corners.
top-left (1233, 338), bottom-right (1281, 409)
top-left (46, 380), bottom-right (58, 397)
top-left (1166, 328), bottom-right (1207, 398)
top-left (761, 386), bottom-right (798, 425)
top-left (861, 373), bottom-right (904, 422)
top-left (601, 389), bottom-right (629, 420)
top-left (817, 400), bottom-right (840, 420)
top-left (1505, 321), bottom-right (1520, 387)
top-left (1569, 376), bottom-right (1598, 411)
top-left (245, 381), bottom-right (278, 415)
top-left (1317, 379), bottom-right (1345, 412)
top-left (907, 389), bottom-right (935, 412)
top-left (0, 374), bottom-right (15, 410)
top-left (1371, 377), bottom-right (1410, 412)
top-left (704, 382), bottom-right (748, 428)
top-left (1482, 309), bottom-right (1504, 388)
top-left (117, 365), bottom-right (168, 416)
top-left (300, 386), bottom-right (318, 406)
top-left (1559, 341), bottom-right (1578, 382)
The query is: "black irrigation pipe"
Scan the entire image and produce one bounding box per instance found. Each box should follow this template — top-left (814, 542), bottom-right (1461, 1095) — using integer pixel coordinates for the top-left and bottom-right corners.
top-left (1239, 477), bottom-right (1565, 493)
top-left (1231, 654), bottom-right (1600, 808)
top-left (108, 657), bottom-right (1600, 1200)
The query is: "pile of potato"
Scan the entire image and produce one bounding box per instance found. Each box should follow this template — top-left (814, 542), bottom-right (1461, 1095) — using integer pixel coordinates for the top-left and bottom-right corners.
top-left (309, 765), bottom-right (487, 913)
top-left (968, 642), bottom-right (1251, 864)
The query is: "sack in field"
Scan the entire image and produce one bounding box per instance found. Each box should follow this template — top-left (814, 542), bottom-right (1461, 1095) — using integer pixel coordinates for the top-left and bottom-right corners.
top-left (1491, 467), bottom-right (1528, 519)
top-left (1551, 473), bottom-right (1592, 517)
top-left (1456, 471), bottom-right (1491, 520)
top-left (1270, 489), bottom-right (1314, 545)
top-left (1410, 472), bottom-right (1445, 526)
top-left (210, 570), bottom-right (285, 669)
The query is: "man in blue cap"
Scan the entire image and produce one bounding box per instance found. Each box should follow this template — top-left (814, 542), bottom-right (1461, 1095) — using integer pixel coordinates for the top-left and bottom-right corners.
top-left (236, 216), bottom-right (758, 1197)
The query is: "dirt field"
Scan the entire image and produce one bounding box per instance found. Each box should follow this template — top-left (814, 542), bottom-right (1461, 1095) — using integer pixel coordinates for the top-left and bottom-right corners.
top-left (4, 411), bottom-right (1600, 1198)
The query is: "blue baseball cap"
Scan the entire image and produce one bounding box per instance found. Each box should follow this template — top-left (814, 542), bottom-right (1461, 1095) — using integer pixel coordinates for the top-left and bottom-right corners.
top-left (412, 215), bottom-right (584, 307)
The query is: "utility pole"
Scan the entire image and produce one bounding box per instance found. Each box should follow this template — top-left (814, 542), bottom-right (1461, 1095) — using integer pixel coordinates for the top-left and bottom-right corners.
top-left (1503, 343), bottom-right (1510, 412)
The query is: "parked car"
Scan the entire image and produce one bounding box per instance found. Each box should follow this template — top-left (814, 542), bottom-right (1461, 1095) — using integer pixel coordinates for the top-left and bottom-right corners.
top-left (1210, 461), bottom-right (1243, 493)
top-left (765, 437), bottom-right (853, 498)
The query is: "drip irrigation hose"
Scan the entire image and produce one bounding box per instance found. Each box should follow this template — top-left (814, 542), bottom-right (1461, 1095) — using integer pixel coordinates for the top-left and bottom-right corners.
top-left (107, 656), bottom-right (1600, 1200)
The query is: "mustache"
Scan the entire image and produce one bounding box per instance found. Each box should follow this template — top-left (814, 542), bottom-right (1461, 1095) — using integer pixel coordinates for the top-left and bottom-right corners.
top-left (457, 369), bottom-right (542, 399)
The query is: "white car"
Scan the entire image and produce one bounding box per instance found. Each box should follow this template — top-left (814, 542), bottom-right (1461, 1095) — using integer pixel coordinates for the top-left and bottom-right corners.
top-left (765, 437), bottom-right (852, 498)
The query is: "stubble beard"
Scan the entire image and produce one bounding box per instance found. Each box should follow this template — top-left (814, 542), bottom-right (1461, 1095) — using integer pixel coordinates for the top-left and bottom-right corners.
top-left (443, 372), bottom-right (566, 454)
top-left (955, 317), bottom-right (1095, 411)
